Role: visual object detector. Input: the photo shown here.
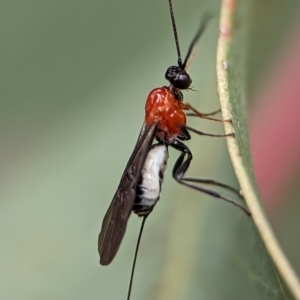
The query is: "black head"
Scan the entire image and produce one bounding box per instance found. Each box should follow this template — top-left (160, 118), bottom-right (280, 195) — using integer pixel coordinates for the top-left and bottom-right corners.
top-left (165, 66), bottom-right (192, 90)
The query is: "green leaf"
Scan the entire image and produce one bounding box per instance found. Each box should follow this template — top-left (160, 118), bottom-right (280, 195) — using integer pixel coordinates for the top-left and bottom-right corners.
top-left (216, 1), bottom-right (300, 299)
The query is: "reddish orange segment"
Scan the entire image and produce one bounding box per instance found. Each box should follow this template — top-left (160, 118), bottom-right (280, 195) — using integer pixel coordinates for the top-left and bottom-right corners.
top-left (145, 87), bottom-right (186, 141)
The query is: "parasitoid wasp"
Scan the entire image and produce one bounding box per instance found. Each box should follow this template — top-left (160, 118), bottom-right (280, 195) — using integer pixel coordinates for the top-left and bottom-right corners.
top-left (98, 0), bottom-right (251, 299)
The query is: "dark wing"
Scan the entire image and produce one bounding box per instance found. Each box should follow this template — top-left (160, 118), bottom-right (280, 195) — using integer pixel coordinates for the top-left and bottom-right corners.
top-left (98, 122), bottom-right (157, 265)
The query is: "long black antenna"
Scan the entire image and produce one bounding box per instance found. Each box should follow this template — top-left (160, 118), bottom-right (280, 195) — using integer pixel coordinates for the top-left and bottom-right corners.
top-left (127, 216), bottom-right (148, 300)
top-left (168, 0), bottom-right (182, 67)
top-left (182, 13), bottom-right (212, 69)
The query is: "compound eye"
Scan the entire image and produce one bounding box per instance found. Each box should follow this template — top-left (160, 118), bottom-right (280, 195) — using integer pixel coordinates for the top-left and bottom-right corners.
top-left (165, 66), bottom-right (192, 90)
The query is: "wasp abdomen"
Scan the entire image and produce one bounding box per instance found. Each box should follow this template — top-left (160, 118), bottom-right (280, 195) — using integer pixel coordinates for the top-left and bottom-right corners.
top-left (133, 144), bottom-right (168, 216)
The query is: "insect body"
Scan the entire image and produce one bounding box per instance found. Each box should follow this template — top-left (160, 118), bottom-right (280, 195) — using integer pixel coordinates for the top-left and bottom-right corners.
top-left (98, 0), bottom-right (250, 299)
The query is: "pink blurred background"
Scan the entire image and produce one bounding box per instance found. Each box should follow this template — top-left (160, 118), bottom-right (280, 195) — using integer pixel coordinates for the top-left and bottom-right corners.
top-left (250, 16), bottom-right (300, 274)
top-left (250, 19), bottom-right (300, 215)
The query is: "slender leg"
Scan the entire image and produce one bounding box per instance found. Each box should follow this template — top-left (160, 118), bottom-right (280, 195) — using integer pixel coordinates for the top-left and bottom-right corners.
top-left (184, 125), bottom-right (235, 138)
top-left (187, 108), bottom-right (221, 117)
top-left (177, 180), bottom-right (250, 216)
top-left (185, 103), bottom-right (231, 123)
top-left (169, 140), bottom-right (251, 216)
top-left (182, 177), bottom-right (243, 198)
top-left (169, 140), bottom-right (193, 179)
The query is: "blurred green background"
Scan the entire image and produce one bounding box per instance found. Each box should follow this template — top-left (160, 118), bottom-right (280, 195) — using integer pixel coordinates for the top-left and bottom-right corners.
top-left (1, 0), bottom-right (300, 299)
